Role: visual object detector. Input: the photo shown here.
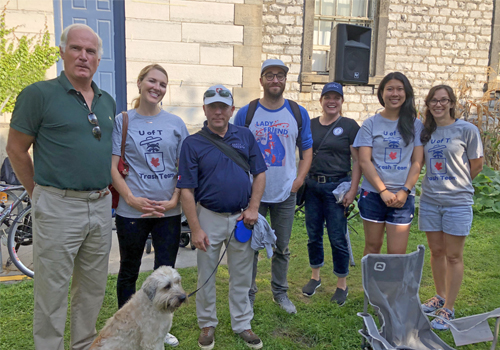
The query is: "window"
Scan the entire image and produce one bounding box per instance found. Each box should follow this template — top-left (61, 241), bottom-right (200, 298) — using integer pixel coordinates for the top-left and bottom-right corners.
top-left (301, 0), bottom-right (389, 91)
top-left (312, 0), bottom-right (374, 72)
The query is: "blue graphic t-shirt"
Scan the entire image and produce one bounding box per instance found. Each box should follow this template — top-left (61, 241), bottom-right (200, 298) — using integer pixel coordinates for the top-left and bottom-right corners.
top-left (112, 109), bottom-right (189, 218)
top-left (353, 113), bottom-right (423, 194)
top-left (420, 119), bottom-right (483, 206)
top-left (234, 100), bottom-right (313, 203)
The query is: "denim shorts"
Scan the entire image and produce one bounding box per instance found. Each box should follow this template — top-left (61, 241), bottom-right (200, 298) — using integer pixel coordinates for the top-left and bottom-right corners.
top-left (418, 201), bottom-right (473, 236)
top-left (358, 189), bottom-right (415, 225)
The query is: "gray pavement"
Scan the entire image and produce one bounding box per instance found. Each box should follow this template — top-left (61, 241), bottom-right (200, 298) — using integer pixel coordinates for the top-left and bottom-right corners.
top-left (0, 218), bottom-right (224, 282)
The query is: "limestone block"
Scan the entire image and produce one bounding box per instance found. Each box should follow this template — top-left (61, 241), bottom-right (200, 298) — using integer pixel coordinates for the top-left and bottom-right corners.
top-left (429, 64), bottom-right (445, 72)
top-left (164, 106), bottom-right (206, 125)
top-left (413, 63), bottom-right (427, 71)
top-left (125, 0), bottom-right (169, 20)
top-left (232, 87), bottom-right (261, 107)
top-left (201, 46), bottom-right (233, 66)
top-left (244, 26), bottom-right (263, 46)
top-left (266, 25), bottom-right (283, 34)
top-left (290, 36), bottom-right (302, 45)
top-left (280, 54), bottom-right (292, 63)
top-left (263, 44), bottom-right (284, 54)
top-left (234, 45), bottom-right (261, 67)
top-left (466, 26), bottom-right (481, 34)
top-left (278, 15), bottom-right (295, 25)
top-left (284, 26), bottom-right (302, 35)
top-left (235, 4), bottom-right (262, 26)
top-left (286, 6), bottom-right (302, 14)
top-left (269, 4), bottom-right (286, 14)
top-left (126, 40), bottom-right (199, 63)
top-left (470, 11), bottom-right (482, 18)
top-left (448, 0), bottom-right (458, 8)
top-left (17, 0), bottom-right (53, 11)
top-left (182, 23), bottom-right (243, 44)
top-left (284, 46), bottom-right (301, 55)
top-left (126, 61), bottom-right (243, 86)
top-left (263, 15), bottom-right (278, 24)
top-left (5, 11), bottom-right (53, 34)
top-left (242, 67), bottom-right (262, 89)
top-left (170, 0), bottom-right (234, 24)
top-left (272, 35), bottom-right (290, 44)
top-left (126, 20), bottom-right (181, 42)
top-left (168, 85), bottom-right (208, 106)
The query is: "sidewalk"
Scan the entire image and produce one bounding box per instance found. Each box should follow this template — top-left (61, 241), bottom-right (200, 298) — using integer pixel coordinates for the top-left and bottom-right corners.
top-left (0, 219), bottom-right (207, 283)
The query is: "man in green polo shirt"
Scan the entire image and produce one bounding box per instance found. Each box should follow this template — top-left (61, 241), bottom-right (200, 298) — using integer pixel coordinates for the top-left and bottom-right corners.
top-left (6, 24), bottom-right (115, 350)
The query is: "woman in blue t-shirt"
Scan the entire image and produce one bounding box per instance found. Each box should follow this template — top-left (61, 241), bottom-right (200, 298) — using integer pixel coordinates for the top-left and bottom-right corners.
top-left (353, 72), bottom-right (424, 256)
top-left (418, 85), bottom-right (483, 330)
top-left (111, 64), bottom-right (189, 347)
top-left (301, 82), bottom-right (361, 306)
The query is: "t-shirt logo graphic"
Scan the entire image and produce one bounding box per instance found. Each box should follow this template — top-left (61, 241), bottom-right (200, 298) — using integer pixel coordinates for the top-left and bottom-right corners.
top-left (428, 145), bottom-right (447, 175)
top-left (333, 127), bottom-right (343, 136)
top-left (384, 136), bottom-right (401, 164)
top-left (140, 136), bottom-right (165, 172)
top-left (255, 121), bottom-right (287, 167)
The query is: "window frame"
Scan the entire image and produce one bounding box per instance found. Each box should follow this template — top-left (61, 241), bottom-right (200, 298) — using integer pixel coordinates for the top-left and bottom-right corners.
top-left (301, 0), bottom-right (389, 91)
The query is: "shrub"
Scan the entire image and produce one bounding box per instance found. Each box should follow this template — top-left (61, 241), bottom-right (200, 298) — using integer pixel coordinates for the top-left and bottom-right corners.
top-left (0, 3), bottom-right (59, 113)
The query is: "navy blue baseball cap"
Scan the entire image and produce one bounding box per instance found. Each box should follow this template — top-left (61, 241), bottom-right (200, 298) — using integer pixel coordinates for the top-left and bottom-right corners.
top-left (321, 82), bottom-right (343, 97)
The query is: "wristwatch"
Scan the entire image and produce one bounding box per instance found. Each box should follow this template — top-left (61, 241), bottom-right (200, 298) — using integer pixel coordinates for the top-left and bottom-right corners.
top-left (402, 186), bottom-right (411, 195)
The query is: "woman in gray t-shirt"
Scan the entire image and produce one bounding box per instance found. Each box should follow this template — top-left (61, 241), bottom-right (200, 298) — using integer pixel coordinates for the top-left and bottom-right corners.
top-left (111, 64), bottom-right (189, 346)
top-left (418, 85), bottom-right (483, 330)
top-left (353, 72), bottom-right (424, 256)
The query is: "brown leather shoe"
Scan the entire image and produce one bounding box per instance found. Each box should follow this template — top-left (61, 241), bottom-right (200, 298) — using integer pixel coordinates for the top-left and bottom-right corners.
top-left (198, 327), bottom-right (215, 349)
top-left (238, 329), bottom-right (263, 349)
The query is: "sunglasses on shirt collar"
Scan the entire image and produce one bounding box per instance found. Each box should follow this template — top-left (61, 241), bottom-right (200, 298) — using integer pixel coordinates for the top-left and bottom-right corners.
top-left (87, 113), bottom-right (101, 141)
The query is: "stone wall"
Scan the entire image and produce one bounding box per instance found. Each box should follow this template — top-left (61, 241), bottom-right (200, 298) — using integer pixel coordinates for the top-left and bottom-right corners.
top-left (261, 0), bottom-right (496, 122)
top-left (125, 0), bottom-right (246, 127)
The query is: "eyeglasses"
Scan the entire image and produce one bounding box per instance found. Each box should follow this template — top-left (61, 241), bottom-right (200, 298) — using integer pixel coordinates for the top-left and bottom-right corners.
top-left (87, 113), bottom-right (101, 141)
top-left (204, 89), bottom-right (232, 99)
top-left (429, 98), bottom-right (451, 106)
top-left (262, 73), bottom-right (286, 82)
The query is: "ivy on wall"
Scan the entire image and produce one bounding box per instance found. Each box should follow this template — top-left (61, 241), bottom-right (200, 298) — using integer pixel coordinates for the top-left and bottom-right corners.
top-left (0, 4), bottom-right (59, 113)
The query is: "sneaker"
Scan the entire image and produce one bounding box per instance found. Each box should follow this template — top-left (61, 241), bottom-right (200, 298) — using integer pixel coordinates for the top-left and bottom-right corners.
top-left (302, 278), bottom-right (321, 297)
top-left (421, 295), bottom-right (445, 314)
top-left (431, 307), bottom-right (455, 330)
top-left (331, 287), bottom-right (348, 306)
top-left (198, 327), bottom-right (215, 349)
top-left (164, 333), bottom-right (179, 347)
top-left (273, 294), bottom-right (297, 314)
top-left (238, 329), bottom-right (263, 349)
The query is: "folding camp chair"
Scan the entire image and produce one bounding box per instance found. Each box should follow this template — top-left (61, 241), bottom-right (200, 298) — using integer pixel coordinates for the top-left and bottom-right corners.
top-left (358, 245), bottom-right (500, 350)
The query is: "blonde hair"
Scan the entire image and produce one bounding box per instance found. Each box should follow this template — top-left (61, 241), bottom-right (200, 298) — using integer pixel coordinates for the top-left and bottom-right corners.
top-left (132, 64), bottom-right (169, 109)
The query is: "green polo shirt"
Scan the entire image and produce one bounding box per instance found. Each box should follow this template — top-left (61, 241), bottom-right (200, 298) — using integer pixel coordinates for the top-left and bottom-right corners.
top-left (11, 71), bottom-right (116, 190)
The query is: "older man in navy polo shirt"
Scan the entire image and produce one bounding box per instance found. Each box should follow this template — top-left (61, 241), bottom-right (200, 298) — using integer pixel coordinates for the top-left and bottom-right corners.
top-left (177, 85), bottom-right (267, 350)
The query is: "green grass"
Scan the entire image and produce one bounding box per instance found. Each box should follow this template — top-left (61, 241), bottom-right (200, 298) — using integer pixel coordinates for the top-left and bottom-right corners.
top-left (1, 213), bottom-right (499, 349)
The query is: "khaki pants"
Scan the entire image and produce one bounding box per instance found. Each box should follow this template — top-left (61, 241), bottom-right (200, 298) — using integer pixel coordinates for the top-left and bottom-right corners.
top-left (32, 185), bottom-right (112, 350)
top-left (196, 205), bottom-right (254, 333)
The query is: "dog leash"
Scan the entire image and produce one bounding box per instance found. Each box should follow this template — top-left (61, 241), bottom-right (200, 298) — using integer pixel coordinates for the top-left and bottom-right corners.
top-left (187, 224), bottom-right (236, 298)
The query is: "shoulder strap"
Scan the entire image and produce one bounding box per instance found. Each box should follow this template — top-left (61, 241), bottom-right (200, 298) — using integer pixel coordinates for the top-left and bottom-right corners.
top-left (244, 99), bottom-right (260, 128)
top-left (288, 100), bottom-right (303, 160)
top-left (313, 116), bottom-right (342, 158)
top-left (197, 129), bottom-right (251, 173)
top-left (121, 111), bottom-right (128, 159)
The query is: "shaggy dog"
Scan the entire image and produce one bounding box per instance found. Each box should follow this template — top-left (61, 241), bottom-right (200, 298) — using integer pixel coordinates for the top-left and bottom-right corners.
top-left (90, 266), bottom-right (187, 350)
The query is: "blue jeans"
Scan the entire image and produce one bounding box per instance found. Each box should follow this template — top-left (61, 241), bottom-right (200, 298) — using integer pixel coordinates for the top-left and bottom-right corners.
top-left (250, 192), bottom-right (296, 298)
top-left (304, 177), bottom-right (349, 278)
top-left (115, 214), bottom-right (181, 308)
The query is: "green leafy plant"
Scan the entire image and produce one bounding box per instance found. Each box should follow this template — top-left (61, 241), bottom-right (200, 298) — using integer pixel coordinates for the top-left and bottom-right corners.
top-left (472, 165), bottom-right (500, 215)
top-left (0, 3), bottom-right (59, 113)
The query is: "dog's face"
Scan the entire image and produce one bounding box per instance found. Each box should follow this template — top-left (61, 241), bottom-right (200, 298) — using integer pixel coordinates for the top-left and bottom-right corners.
top-left (141, 266), bottom-right (187, 312)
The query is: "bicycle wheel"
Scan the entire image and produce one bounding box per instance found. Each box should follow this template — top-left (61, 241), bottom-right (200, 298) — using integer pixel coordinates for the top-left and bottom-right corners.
top-left (7, 206), bottom-right (34, 278)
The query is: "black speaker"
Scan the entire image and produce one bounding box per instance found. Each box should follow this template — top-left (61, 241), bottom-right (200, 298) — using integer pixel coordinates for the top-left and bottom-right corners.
top-left (329, 24), bottom-right (371, 85)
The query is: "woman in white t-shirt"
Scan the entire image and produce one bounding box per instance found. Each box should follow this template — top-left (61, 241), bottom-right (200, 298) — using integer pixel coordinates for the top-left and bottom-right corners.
top-left (418, 85), bottom-right (483, 330)
top-left (353, 72), bottom-right (424, 256)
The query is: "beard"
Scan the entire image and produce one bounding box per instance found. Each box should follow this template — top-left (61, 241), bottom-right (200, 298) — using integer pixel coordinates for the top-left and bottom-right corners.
top-left (264, 84), bottom-right (285, 100)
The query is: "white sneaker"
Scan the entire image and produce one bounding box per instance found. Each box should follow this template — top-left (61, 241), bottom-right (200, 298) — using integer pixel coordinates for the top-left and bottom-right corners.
top-left (164, 332), bottom-right (179, 347)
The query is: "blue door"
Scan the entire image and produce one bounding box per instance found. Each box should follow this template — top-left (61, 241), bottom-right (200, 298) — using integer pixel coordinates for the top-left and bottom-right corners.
top-left (54, 0), bottom-right (116, 99)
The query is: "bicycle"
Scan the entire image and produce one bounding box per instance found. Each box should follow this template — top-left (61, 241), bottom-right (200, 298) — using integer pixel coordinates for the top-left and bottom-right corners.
top-left (0, 184), bottom-right (33, 277)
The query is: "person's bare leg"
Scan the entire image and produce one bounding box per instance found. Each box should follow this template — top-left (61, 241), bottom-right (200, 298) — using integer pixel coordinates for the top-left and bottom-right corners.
top-left (311, 267), bottom-right (320, 281)
top-left (443, 234), bottom-right (467, 311)
top-left (363, 220), bottom-right (386, 256)
top-left (426, 231), bottom-right (447, 298)
top-left (385, 223), bottom-right (410, 254)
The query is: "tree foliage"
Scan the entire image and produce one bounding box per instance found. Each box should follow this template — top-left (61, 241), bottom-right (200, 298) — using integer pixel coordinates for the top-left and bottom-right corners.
top-left (0, 4), bottom-right (59, 113)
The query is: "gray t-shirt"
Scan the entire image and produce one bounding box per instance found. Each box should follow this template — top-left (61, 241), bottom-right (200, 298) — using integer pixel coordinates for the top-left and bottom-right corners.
top-left (112, 109), bottom-right (189, 218)
top-left (420, 119), bottom-right (483, 206)
top-left (353, 113), bottom-right (424, 194)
